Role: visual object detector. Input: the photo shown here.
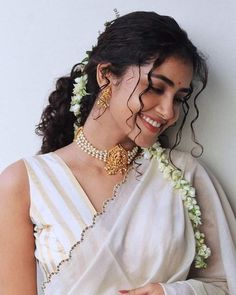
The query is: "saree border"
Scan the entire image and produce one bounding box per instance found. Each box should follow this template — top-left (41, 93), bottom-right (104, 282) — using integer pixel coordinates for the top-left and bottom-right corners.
top-left (41, 156), bottom-right (142, 291)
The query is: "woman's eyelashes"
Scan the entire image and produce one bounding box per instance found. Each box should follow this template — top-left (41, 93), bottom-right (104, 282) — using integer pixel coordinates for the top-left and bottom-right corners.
top-left (176, 92), bottom-right (191, 103)
top-left (149, 86), bottom-right (188, 104)
top-left (174, 94), bottom-right (189, 104)
top-left (149, 86), bottom-right (164, 95)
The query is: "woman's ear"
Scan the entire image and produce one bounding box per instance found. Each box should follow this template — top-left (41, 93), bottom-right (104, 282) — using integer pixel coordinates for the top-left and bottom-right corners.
top-left (96, 63), bottom-right (116, 88)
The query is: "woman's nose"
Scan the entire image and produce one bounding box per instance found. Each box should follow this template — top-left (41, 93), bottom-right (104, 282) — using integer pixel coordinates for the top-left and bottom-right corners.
top-left (155, 97), bottom-right (175, 120)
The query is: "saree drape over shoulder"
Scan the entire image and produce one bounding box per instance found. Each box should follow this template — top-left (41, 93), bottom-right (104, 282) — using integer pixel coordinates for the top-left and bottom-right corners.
top-left (24, 150), bottom-right (236, 295)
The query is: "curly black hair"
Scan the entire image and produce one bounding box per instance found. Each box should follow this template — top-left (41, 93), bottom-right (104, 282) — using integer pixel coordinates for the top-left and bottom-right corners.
top-left (36, 11), bottom-right (207, 155)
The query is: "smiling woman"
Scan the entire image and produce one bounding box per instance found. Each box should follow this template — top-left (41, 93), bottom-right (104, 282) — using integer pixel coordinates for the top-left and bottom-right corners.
top-left (89, 58), bottom-right (193, 149)
top-left (0, 11), bottom-right (236, 295)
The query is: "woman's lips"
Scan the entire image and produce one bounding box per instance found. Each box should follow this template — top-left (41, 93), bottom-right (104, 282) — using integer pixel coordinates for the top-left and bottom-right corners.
top-left (139, 113), bottom-right (164, 133)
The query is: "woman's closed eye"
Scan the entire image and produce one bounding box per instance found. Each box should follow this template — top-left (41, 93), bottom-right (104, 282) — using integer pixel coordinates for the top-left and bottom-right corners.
top-left (148, 85), bottom-right (191, 105)
top-left (149, 86), bottom-right (164, 95)
top-left (149, 86), bottom-right (187, 102)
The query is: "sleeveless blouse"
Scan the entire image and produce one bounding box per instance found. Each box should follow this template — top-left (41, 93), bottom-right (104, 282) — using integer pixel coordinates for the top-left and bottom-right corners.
top-left (23, 153), bottom-right (96, 281)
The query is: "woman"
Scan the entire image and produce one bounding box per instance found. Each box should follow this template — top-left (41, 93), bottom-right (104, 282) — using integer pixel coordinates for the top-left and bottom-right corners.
top-left (0, 11), bottom-right (235, 295)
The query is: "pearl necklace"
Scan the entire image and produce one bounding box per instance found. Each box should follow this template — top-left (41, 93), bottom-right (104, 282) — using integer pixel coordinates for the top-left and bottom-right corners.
top-left (74, 127), bottom-right (139, 175)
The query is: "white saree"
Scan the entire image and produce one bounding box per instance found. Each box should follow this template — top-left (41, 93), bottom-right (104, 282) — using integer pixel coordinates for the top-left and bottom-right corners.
top-left (42, 150), bottom-right (236, 295)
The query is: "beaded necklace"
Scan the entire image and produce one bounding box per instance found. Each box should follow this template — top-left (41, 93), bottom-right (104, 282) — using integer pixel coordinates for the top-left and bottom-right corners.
top-left (74, 127), bottom-right (139, 175)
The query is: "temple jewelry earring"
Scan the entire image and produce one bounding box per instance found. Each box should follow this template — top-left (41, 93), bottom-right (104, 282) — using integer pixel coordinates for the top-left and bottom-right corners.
top-left (97, 85), bottom-right (112, 110)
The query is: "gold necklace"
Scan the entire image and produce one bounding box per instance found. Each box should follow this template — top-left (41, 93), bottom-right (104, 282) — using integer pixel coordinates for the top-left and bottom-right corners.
top-left (74, 127), bottom-right (139, 175)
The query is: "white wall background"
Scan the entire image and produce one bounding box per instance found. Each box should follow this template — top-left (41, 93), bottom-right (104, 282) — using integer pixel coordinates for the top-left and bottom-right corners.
top-left (1, 0), bottom-right (236, 292)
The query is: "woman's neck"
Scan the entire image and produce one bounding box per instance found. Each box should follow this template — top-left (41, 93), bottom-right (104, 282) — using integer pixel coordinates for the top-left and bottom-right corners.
top-left (82, 109), bottom-right (136, 151)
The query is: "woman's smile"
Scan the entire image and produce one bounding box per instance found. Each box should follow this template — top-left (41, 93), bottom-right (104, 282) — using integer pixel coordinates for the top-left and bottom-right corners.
top-left (139, 113), bottom-right (165, 134)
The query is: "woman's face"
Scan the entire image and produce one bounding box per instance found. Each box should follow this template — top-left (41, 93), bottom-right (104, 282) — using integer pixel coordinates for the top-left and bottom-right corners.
top-left (108, 56), bottom-right (193, 148)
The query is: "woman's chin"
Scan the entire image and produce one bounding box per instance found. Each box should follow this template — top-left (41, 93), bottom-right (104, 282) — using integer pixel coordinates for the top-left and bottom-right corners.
top-left (135, 138), bottom-right (159, 149)
top-left (128, 129), bottom-right (160, 149)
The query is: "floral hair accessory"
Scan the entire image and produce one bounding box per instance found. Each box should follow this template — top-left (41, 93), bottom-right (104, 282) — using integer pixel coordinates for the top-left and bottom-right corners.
top-left (143, 142), bottom-right (211, 269)
top-left (69, 54), bottom-right (90, 130)
top-left (69, 74), bottom-right (89, 117)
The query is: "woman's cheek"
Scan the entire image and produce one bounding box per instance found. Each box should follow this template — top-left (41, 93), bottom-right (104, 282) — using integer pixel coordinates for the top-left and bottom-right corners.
top-left (171, 104), bottom-right (180, 124)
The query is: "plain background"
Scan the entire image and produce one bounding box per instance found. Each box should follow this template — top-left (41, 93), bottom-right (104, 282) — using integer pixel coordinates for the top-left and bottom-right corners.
top-left (1, 0), bottom-right (235, 292)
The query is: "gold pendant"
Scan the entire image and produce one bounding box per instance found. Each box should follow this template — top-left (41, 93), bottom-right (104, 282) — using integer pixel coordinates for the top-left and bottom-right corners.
top-left (105, 145), bottom-right (128, 175)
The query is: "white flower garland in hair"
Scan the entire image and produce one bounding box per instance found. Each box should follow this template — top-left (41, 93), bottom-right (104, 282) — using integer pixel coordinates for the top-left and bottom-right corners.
top-left (70, 74), bottom-right (89, 117)
top-left (69, 57), bottom-right (90, 135)
top-left (69, 61), bottom-right (89, 116)
top-left (143, 142), bottom-right (211, 269)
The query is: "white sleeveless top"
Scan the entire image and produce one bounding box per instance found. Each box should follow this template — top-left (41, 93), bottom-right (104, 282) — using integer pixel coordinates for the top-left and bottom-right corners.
top-left (23, 152), bottom-right (97, 281)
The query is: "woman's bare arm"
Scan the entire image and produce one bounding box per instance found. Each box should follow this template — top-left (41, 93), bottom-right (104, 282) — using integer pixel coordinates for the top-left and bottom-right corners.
top-left (0, 160), bottom-right (37, 294)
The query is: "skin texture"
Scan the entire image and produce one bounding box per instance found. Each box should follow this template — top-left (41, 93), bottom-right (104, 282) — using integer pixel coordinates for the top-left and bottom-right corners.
top-left (0, 56), bottom-right (193, 293)
top-left (0, 160), bottom-right (37, 294)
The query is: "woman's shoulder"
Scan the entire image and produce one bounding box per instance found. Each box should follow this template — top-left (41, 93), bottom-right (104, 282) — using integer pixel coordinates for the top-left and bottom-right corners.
top-left (165, 148), bottom-right (200, 172)
top-left (168, 149), bottom-right (227, 201)
top-left (0, 159), bottom-right (28, 190)
top-left (0, 159), bottom-right (30, 217)
top-left (168, 148), bottom-right (213, 181)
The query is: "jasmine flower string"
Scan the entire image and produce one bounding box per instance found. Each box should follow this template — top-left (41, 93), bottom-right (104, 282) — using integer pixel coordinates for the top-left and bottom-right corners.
top-left (143, 143), bottom-right (211, 268)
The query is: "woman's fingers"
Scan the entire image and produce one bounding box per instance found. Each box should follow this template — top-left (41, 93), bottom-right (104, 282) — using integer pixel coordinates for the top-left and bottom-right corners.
top-left (119, 290), bottom-right (144, 294)
top-left (118, 283), bottom-right (164, 295)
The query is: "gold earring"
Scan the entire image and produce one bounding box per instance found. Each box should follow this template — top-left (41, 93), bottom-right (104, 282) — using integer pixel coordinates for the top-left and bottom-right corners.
top-left (97, 85), bottom-right (111, 110)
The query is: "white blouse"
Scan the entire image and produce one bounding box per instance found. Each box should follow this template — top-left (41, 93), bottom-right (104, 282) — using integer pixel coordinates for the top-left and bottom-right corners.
top-left (24, 153), bottom-right (97, 280)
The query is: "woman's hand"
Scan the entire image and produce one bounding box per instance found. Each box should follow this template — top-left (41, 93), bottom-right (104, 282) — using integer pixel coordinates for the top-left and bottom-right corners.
top-left (118, 283), bottom-right (165, 294)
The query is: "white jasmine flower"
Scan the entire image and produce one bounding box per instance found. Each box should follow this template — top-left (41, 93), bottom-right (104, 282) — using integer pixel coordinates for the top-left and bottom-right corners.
top-left (195, 230), bottom-right (201, 240)
top-left (198, 245), bottom-right (210, 257)
top-left (70, 75), bottom-right (89, 117)
top-left (184, 197), bottom-right (195, 210)
top-left (69, 103), bottom-right (81, 115)
top-left (187, 187), bottom-right (196, 198)
top-left (172, 169), bottom-right (182, 181)
top-left (160, 153), bottom-right (168, 164)
top-left (193, 206), bottom-right (201, 217)
top-left (195, 259), bottom-right (206, 269)
top-left (204, 247), bottom-right (211, 258)
top-left (163, 166), bottom-right (173, 179)
top-left (152, 142), bottom-right (161, 149)
top-left (193, 215), bottom-right (202, 226)
top-left (158, 162), bottom-right (166, 172)
top-left (174, 180), bottom-right (183, 189)
top-left (73, 75), bottom-right (89, 97)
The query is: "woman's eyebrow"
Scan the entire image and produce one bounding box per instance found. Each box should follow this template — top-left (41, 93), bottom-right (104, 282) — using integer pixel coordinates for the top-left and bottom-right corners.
top-left (150, 73), bottom-right (191, 93)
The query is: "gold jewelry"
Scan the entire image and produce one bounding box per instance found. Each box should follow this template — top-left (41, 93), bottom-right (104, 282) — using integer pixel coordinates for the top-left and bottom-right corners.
top-left (74, 127), bottom-right (139, 175)
top-left (97, 85), bottom-right (111, 110)
top-left (105, 145), bottom-right (130, 175)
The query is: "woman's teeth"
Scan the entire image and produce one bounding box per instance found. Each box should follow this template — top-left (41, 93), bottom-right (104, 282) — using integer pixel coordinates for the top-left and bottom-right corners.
top-left (141, 115), bottom-right (161, 128)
